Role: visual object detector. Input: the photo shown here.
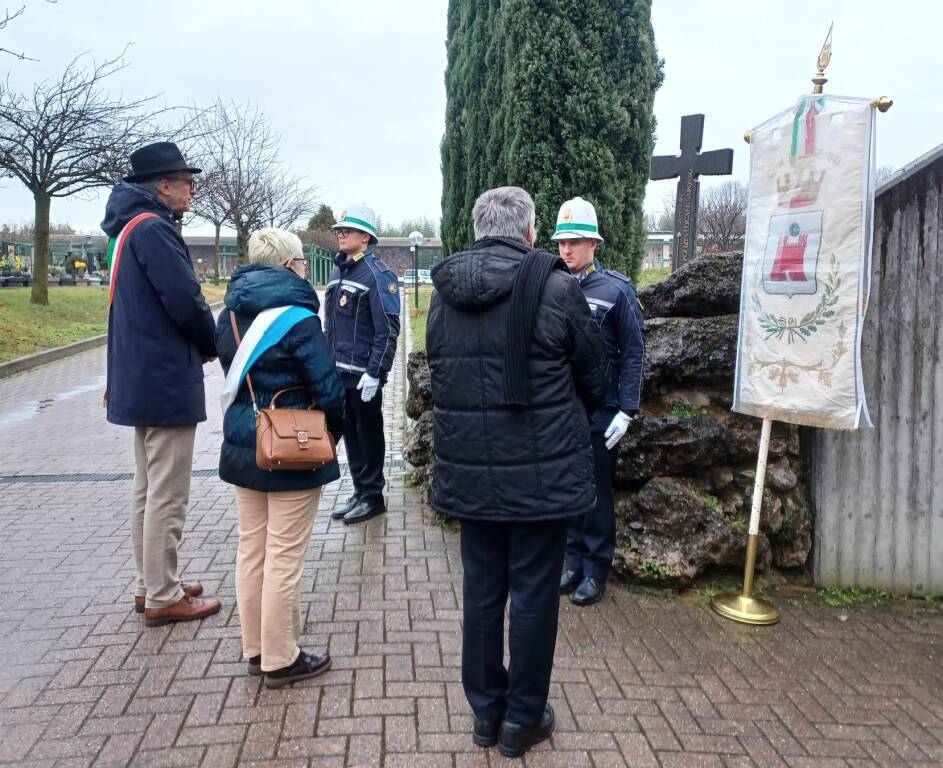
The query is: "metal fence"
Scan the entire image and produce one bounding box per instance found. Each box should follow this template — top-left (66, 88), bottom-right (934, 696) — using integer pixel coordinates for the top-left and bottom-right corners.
top-left (809, 144), bottom-right (943, 595)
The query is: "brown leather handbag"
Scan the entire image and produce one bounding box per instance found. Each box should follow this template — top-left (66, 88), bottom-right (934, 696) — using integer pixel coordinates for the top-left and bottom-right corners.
top-left (231, 313), bottom-right (336, 471)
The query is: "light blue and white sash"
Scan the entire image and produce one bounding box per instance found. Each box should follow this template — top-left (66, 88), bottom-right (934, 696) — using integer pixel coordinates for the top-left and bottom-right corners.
top-left (220, 305), bottom-right (315, 414)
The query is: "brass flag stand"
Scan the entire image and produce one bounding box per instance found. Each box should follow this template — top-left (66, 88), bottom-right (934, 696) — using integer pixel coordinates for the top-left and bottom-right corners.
top-left (711, 418), bottom-right (781, 624)
top-left (711, 25), bottom-right (891, 626)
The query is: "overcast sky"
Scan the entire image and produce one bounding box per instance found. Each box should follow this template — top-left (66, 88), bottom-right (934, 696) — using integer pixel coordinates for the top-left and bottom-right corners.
top-left (0, 0), bottom-right (939, 236)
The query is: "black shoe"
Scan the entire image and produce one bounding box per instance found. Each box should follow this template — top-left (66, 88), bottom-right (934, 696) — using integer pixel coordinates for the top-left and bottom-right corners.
top-left (571, 577), bottom-right (606, 606)
top-left (472, 717), bottom-right (501, 747)
top-left (497, 703), bottom-right (554, 758)
top-left (343, 498), bottom-right (386, 525)
top-left (331, 493), bottom-right (361, 520)
top-left (560, 569), bottom-right (582, 595)
top-left (247, 655), bottom-right (262, 677)
top-left (264, 650), bottom-right (332, 688)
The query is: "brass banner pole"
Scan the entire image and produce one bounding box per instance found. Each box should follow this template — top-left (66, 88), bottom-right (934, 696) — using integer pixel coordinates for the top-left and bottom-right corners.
top-left (712, 417), bottom-right (780, 624)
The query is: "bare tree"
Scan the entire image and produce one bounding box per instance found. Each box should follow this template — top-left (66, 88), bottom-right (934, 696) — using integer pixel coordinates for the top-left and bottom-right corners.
top-left (189, 99), bottom-right (319, 264)
top-left (656, 193), bottom-right (675, 232)
top-left (190, 99), bottom-right (278, 263)
top-left (0, 51), bottom-right (175, 304)
top-left (258, 169), bottom-right (318, 231)
top-left (876, 165), bottom-right (896, 185)
top-left (1, 2), bottom-right (58, 61)
top-left (186, 168), bottom-right (232, 282)
top-left (698, 180), bottom-right (747, 253)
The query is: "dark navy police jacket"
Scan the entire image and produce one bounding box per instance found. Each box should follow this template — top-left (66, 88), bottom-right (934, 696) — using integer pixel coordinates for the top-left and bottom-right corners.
top-left (324, 250), bottom-right (400, 387)
top-left (577, 260), bottom-right (646, 431)
top-left (215, 264), bottom-right (345, 492)
top-left (101, 183), bottom-right (216, 427)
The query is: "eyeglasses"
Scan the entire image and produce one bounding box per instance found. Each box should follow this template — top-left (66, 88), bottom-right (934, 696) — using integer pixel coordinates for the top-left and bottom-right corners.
top-left (165, 176), bottom-right (197, 191)
top-left (335, 228), bottom-right (361, 237)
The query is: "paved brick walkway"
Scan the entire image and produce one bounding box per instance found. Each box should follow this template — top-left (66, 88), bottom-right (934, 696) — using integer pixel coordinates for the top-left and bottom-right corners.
top-left (1, 313), bottom-right (942, 767)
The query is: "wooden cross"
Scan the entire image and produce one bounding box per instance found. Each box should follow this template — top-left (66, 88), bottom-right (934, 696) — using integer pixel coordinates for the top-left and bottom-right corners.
top-left (650, 114), bottom-right (734, 270)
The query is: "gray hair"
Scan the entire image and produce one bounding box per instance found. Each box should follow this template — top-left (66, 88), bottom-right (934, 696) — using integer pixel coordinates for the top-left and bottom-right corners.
top-left (472, 186), bottom-right (536, 242)
top-left (248, 228), bottom-right (303, 266)
top-left (134, 179), bottom-right (164, 197)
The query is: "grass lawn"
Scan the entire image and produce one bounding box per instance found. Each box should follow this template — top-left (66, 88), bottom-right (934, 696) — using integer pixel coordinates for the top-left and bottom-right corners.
top-left (405, 285), bottom-right (434, 352)
top-left (0, 282), bottom-right (230, 364)
top-left (637, 266), bottom-right (670, 288)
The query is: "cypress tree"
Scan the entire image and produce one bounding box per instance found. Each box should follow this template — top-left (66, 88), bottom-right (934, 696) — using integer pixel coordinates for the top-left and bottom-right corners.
top-left (441, 0), bottom-right (662, 276)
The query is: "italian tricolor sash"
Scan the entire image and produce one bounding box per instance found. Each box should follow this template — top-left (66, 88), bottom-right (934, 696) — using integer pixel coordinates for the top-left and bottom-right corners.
top-left (108, 212), bottom-right (159, 305)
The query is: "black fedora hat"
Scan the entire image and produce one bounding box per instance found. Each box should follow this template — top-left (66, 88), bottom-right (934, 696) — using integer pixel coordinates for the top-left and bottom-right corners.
top-left (123, 141), bottom-right (202, 183)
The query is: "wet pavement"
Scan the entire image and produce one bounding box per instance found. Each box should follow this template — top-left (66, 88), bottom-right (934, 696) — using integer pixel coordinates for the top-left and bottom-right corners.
top-left (0, 308), bottom-right (942, 767)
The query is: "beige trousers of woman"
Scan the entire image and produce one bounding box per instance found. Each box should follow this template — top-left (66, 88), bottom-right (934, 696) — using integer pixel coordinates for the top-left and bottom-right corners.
top-left (234, 486), bottom-right (322, 672)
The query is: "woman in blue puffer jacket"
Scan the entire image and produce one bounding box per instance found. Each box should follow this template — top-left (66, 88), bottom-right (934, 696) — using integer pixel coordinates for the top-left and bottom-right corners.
top-left (216, 228), bottom-right (344, 689)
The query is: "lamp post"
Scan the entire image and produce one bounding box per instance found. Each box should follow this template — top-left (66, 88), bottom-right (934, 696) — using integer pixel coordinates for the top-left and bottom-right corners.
top-left (408, 230), bottom-right (424, 309)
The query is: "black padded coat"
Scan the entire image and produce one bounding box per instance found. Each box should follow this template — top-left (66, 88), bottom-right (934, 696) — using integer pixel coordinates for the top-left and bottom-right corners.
top-left (426, 237), bottom-right (608, 522)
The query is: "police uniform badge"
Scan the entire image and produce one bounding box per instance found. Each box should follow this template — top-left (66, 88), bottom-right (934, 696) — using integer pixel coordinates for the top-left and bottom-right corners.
top-left (388, 282), bottom-right (397, 294)
top-left (339, 293), bottom-right (348, 307)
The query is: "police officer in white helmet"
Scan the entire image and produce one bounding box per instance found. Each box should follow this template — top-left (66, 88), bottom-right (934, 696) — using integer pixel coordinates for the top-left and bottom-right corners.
top-left (553, 196), bottom-right (645, 606)
top-left (325, 204), bottom-right (401, 524)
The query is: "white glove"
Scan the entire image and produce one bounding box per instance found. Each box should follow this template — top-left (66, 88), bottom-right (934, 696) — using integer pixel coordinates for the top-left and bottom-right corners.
top-left (357, 373), bottom-right (380, 402)
top-left (604, 411), bottom-right (632, 450)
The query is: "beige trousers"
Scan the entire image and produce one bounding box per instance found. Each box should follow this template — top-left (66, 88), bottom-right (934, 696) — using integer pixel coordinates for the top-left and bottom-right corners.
top-left (131, 424), bottom-right (197, 609)
top-left (234, 485), bottom-right (322, 672)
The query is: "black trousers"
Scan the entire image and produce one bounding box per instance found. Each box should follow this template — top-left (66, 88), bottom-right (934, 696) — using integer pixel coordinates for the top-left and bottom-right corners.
top-left (460, 518), bottom-right (567, 726)
top-left (565, 430), bottom-right (615, 580)
top-left (342, 385), bottom-right (385, 501)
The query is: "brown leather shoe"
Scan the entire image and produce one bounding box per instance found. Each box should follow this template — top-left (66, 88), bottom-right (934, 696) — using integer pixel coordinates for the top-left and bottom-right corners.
top-left (134, 583), bottom-right (204, 613)
top-left (144, 595), bottom-right (221, 627)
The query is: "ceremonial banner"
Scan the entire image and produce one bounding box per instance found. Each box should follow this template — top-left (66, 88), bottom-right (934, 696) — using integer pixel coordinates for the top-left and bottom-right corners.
top-left (733, 95), bottom-right (876, 430)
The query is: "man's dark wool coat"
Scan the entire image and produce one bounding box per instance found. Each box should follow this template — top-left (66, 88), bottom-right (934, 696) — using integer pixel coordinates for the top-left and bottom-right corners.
top-left (215, 264), bottom-right (345, 492)
top-left (426, 237), bottom-right (608, 522)
top-left (102, 183), bottom-right (216, 427)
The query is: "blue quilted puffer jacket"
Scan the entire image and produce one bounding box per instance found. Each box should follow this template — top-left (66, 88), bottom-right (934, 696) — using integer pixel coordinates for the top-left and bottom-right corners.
top-left (216, 264), bottom-right (345, 491)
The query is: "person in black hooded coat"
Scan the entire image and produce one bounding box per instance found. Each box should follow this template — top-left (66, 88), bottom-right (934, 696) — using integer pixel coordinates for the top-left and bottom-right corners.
top-left (215, 228), bottom-right (344, 689)
top-left (426, 186), bottom-right (608, 757)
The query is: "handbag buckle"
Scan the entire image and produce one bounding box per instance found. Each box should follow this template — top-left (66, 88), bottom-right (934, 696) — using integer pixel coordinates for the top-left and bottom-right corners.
top-left (297, 430), bottom-right (309, 448)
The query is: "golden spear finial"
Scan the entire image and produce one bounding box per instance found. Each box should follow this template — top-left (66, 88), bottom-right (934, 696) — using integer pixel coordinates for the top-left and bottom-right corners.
top-left (812, 23), bottom-right (833, 94)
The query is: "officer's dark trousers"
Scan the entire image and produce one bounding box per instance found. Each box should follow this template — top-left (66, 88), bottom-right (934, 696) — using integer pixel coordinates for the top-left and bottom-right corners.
top-left (565, 431), bottom-right (616, 580)
top-left (460, 518), bottom-right (567, 726)
top-left (343, 385), bottom-right (385, 501)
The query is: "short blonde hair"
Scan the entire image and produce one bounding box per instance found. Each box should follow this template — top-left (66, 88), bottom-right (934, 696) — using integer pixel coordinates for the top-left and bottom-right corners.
top-left (248, 228), bottom-right (303, 266)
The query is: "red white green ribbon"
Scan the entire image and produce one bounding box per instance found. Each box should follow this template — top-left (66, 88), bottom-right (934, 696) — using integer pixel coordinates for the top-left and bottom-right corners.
top-left (791, 95), bottom-right (826, 157)
top-left (108, 212), bottom-right (159, 305)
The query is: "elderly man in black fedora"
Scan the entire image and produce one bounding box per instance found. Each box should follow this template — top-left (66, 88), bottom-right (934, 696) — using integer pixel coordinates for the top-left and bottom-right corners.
top-left (102, 141), bottom-right (221, 627)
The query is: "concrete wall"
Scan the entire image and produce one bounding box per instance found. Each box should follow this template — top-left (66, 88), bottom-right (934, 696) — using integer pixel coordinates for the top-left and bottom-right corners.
top-left (810, 144), bottom-right (943, 595)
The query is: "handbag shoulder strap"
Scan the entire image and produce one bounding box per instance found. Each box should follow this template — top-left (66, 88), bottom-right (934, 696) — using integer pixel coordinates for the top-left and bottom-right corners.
top-left (230, 311), bottom-right (259, 414)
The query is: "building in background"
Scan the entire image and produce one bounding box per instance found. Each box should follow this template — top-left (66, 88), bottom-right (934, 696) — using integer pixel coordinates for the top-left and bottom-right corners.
top-left (642, 231), bottom-right (673, 269)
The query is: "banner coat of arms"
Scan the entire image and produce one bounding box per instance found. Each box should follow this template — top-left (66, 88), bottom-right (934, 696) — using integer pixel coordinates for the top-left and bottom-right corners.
top-left (733, 94), bottom-right (876, 430)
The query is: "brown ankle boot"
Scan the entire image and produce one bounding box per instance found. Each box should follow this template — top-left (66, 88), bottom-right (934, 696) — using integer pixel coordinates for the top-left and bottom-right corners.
top-left (134, 583), bottom-right (204, 613)
top-left (144, 595), bottom-right (221, 627)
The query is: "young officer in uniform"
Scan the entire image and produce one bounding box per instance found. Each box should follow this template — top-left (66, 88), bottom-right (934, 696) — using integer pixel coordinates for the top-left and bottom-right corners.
top-left (324, 204), bottom-right (401, 524)
top-left (552, 196), bottom-right (645, 606)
